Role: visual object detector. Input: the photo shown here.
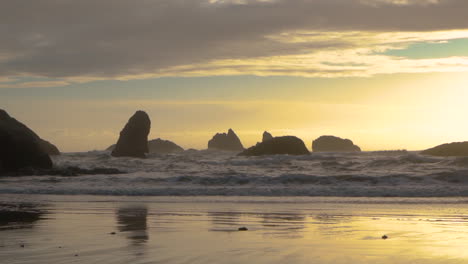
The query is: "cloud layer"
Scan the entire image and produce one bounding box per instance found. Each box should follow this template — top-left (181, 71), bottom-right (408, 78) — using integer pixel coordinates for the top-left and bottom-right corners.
top-left (2, 0), bottom-right (468, 84)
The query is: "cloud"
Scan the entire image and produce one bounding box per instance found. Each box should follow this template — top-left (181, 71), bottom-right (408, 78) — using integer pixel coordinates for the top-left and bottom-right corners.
top-left (0, 80), bottom-right (70, 88)
top-left (1, 0), bottom-right (468, 83)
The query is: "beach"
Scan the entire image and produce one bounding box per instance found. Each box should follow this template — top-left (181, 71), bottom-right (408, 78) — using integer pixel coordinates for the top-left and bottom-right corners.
top-left (1, 194), bottom-right (468, 264)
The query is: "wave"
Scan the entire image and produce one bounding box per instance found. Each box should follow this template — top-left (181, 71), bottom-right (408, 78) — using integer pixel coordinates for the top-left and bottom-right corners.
top-left (1, 150), bottom-right (468, 197)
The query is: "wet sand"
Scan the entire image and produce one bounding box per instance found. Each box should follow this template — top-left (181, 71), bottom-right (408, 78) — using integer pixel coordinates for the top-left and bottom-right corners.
top-left (1, 195), bottom-right (468, 264)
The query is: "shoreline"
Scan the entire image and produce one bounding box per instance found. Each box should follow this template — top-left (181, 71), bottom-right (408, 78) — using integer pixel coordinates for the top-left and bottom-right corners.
top-left (2, 194), bottom-right (468, 204)
top-left (2, 194), bottom-right (468, 263)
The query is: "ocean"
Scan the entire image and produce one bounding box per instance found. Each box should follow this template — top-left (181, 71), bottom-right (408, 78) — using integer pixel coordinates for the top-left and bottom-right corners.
top-left (2, 151), bottom-right (468, 263)
top-left (1, 150), bottom-right (467, 197)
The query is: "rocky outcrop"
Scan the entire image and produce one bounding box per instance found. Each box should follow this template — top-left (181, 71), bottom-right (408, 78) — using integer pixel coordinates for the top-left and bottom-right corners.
top-left (208, 129), bottom-right (244, 151)
top-left (421, 142), bottom-right (468, 157)
top-left (262, 131), bottom-right (273, 142)
top-left (312, 135), bottom-right (361, 152)
top-left (108, 138), bottom-right (184, 154)
top-left (106, 144), bottom-right (116, 151)
top-left (239, 136), bottom-right (310, 156)
top-left (39, 139), bottom-right (60, 155)
top-left (111, 111), bottom-right (151, 158)
top-left (0, 109), bottom-right (53, 172)
top-left (148, 138), bottom-right (184, 154)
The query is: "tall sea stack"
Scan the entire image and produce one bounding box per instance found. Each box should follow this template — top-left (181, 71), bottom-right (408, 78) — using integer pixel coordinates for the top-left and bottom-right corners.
top-left (111, 111), bottom-right (151, 158)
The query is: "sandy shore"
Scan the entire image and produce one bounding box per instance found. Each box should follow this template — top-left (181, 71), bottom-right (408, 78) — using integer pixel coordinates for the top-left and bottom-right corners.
top-left (1, 195), bottom-right (468, 264)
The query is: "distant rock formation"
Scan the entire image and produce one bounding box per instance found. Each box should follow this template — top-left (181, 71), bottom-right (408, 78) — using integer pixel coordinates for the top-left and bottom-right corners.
top-left (421, 142), bottom-right (468, 157)
top-left (0, 109), bottom-right (53, 172)
top-left (239, 136), bottom-right (310, 156)
top-left (111, 111), bottom-right (151, 158)
top-left (208, 129), bottom-right (244, 151)
top-left (262, 131), bottom-right (273, 142)
top-left (108, 138), bottom-right (184, 154)
top-left (312, 135), bottom-right (361, 152)
top-left (39, 139), bottom-right (60, 155)
top-left (148, 138), bottom-right (184, 154)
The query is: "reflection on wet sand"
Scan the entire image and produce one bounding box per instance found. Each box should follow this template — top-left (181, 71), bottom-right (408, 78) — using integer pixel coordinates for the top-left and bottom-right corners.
top-left (208, 210), bottom-right (307, 236)
top-left (116, 206), bottom-right (149, 245)
top-left (311, 213), bottom-right (354, 237)
top-left (261, 213), bottom-right (306, 238)
top-left (209, 211), bottom-right (242, 231)
top-left (0, 203), bottom-right (47, 231)
top-left (2, 196), bottom-right (468, 264)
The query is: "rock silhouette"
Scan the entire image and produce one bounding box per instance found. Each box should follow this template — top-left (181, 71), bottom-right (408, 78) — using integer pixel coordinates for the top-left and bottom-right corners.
top-left (148, 138), bottom-right (184, 154)
top-left (239, 136), bottom-right (310, 156)
top-left (421, 142), bottom-right (468, 157)
top-left (39, 139), bottom-right (60, 155)
top-left (312, 135), bottom-right (361, 152)
top-left (111, 111), bottom-right (151, 158)
top-left (106, 144), bottom-right (116, 151)
top-left (108, 138), bottom-right (184, 154)
top-left (208, 129), bottom-right (244, 151)
top-left (0, 109), bottom-right (53, 172)
top-left (262, 131), bottom-right (273, 142)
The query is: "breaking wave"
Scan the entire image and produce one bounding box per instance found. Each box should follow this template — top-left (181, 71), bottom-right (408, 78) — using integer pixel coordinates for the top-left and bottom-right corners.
top-left (0, 150), bottom-right (467, 197)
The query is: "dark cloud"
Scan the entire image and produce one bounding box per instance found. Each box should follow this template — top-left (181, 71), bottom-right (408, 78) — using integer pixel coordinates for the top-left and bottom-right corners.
top-left (1, 0), bottom-right (467, 79)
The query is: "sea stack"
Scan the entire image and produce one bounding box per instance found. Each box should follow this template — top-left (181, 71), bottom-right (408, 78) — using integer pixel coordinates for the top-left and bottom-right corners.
top-left (148, 138), bottom-right (184, 154)
top-left (111, 111), bottom-right (151, 158)
top-left (240, 136), bottom-right (310, 156)
top-left (312, 135), bottom-right (361, 152)
top-left (421, 142), bottom-right (468, 157)
top-left (39, 139), bottom-right (60, 155)
top-left (208, 129), bottom-right (244, 151)
top-left (262, 131), bottom-right (273, 142)
top-left (0, 109), bottom-right (53, 172)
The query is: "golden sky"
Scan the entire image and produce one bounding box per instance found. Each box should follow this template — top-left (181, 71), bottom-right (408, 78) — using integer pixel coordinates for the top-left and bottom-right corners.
top-left (1, 0), bottom-right (468, 152)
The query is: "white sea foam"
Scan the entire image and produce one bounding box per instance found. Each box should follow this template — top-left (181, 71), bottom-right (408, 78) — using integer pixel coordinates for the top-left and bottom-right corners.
top-left (0, 150), bottom-right (467, 197)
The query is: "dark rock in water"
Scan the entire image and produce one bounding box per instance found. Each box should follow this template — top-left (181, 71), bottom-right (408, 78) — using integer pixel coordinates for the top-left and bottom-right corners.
top-left (208, 129), bottom-right (244, 151)
top-left (39, 139), bottom-right (60, 155)
top-left (312, 135), bottom-right (361, 152)
top-left (239, 136), bottom-right (310, 156)
top-left (111, 111), bottom-right (151, 158)
top-left (238, 227), bottom-right (248, 231)
top-left (421, 142), bottom-right (468, 157)
top-left (106, 144), bottom-right (116, 151)
top-left (262, 131), bottom-right (273, 142)
top-left (108, 138), bottom-right (184, 154)
top-left (148, 138), bottom-right (184, 154)
top-left (0, 109), bottom-right (53, 172)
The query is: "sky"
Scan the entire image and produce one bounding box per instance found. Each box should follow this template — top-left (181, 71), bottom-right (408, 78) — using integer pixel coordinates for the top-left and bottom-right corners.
top-left (1, 0), bottom-right (468, 152)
